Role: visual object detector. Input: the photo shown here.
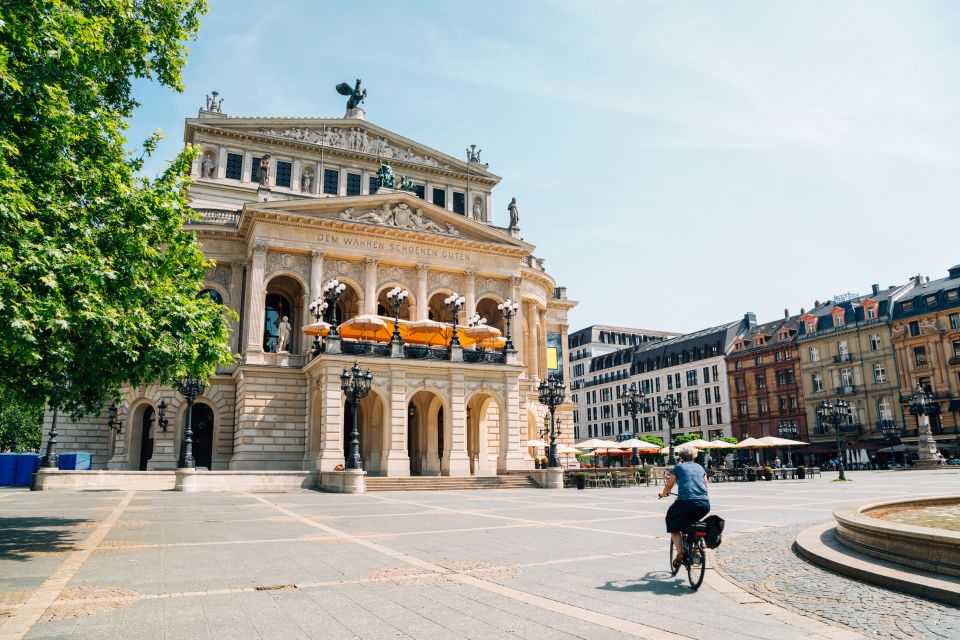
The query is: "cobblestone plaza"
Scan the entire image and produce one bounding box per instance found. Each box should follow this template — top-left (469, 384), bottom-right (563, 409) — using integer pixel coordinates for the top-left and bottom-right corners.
top-left (1, 471), bottom-right (957, 640)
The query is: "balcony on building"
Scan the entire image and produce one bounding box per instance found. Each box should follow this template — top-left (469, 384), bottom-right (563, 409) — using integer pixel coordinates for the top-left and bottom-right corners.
top-left (833, 353), bottom-right (855, 363)
top-left (835, 384), bottom-right (857, 396)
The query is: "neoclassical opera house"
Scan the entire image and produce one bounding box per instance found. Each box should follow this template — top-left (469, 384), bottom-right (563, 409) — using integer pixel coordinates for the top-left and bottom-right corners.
top-left (51, 92), bottom-right (576, 478)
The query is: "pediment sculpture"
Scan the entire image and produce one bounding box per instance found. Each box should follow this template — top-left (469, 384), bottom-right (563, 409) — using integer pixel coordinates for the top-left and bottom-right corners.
top-left (251, 127), bottom-right (450, 169)
top-left (338, 204), bottom-right (461, 237)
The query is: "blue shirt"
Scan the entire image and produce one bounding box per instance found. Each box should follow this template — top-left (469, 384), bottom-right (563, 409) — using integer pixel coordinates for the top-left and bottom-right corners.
top-left (670, 462), bottom-right (708, 501)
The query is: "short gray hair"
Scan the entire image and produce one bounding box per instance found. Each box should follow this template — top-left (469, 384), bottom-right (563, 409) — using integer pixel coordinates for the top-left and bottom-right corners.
top-left (676, 445), bottom-right (696, 462)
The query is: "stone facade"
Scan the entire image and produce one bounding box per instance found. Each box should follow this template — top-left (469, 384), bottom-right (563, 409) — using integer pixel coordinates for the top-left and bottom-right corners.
top-left (44, 102), bottom-right (577, 475)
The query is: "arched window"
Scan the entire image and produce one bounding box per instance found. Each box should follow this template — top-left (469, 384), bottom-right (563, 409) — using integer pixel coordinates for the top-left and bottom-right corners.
top-left (264, 293), bottom-right (292, 353)
top-left (197, 288), bottom-right (224, 304)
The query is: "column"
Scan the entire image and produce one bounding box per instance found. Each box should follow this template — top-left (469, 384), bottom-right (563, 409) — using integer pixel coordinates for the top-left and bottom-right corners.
top-left (216, 146), bottom-right (227, 179)
top-left (526, 303), bottom-right (539, 380)
top-left (243, 150), bottom-right (253, 183)
top-left (292, 159), bottom-right (302, 192)
top-left (511, 277), bottom-right (523, 360)
top-left (442, 372), bottom-right (470, 476)
top-left (416, 265), bottom-right (429, 320)
top-left (538, 307), bottom-right (549, 376)
top-left (464, 271), bottom-right (476, 321)
top-left (445, 186), bottom-right (453, 212)
top-left (245, 243), bottom-right (268, 354)
top-left (309, 250), bottom-right (324, 305)
top-left (229, 261), bottom-right (245, 354)
top-left (361, 169), bottom-right (370, 195)
top-left (383, 368), bottom-right (411, 476)
top-left (363, 258), bottom-right (378, 315)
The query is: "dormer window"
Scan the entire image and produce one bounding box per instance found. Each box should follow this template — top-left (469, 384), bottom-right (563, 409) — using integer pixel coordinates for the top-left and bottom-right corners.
top-left (806, 320), bottom-right (816, 333)
top-left (925, 294), bottom-right (938, 307)
top-left (754, 336), bottom-right (764, 346)
top-left (832, 309), bottom-right (845, 327)
top-left (866, 307), bottom-right (876, 319)
top-left (902, 300), bottom-right (914, 312)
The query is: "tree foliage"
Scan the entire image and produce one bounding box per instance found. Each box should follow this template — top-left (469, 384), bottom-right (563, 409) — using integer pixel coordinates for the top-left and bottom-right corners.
top-left (672, 433), bottom-right (704, 447)
top-left (0, 385), bottom-right (43, 452)
top-left (637, 434), bottom-right (664, 448)
top-left (0, 0), bottom-right (232, 419)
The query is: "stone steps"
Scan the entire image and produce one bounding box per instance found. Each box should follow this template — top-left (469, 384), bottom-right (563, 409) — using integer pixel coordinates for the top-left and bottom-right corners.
top-left (365, 475), bottom-right (539, 491)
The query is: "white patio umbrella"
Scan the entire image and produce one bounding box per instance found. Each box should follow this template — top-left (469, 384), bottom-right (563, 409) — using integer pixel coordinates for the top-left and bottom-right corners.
top-left (756, 436), bottom-right (808, 447)
top-left (618, 438), bottom-right (662, 451)
top-left (705, 439), bottom-right (737, 449)
top-left (526, 439), bottom-right (549, 448)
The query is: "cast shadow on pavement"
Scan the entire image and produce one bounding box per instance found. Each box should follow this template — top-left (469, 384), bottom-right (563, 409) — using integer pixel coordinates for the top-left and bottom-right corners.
top-left (0, 516), bottom-right (89, 561)
top-left (598, 571), bottom-right (694, 596)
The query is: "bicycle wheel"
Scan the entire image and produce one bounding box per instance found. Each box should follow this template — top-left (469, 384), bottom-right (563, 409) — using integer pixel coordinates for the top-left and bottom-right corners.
top-left (686, 537), bottom-right (706, 590)
top-left (669, 538), bottom-right (680, 576)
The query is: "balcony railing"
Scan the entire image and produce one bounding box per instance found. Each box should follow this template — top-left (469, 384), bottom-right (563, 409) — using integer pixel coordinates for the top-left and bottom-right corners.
top-left (463, 349), bottom-right (506, 364)
top-left (317, 340), bottom-right (505, 365)
top-left (187, 208), bottom-right (240, 227)
top-left (342, 341), bottom-right (392, 357)
top-left (404, 345), bottom-right (452, 361)
top-left (814, 423), bottom-right (863, 435)
top-left (913, 360), bottom-right (931, 371)
top-left (833, 353), bottom-right (854, 363)
top-left (835, 385), bottom-right (857, 396)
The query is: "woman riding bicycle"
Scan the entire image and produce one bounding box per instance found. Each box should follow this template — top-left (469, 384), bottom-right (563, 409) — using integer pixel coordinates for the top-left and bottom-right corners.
top-left (658, 445), bottom-right (710, 569)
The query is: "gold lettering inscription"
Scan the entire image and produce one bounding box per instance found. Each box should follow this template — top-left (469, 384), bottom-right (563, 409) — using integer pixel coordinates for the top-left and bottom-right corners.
top-left (316, 233), bottom-right (471, 262)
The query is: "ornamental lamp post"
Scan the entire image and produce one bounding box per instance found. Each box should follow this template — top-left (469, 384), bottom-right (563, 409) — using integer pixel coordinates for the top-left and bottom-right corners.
top-left (308, 296), bottom-right (329, 355)
top-left (156, 399), bottom-right (169, 432)
top-left (908, 385), bottom-right (940, 466)
top-left (386, 287), bottom-right (409, 343)
top-left (324, 279), bottom-right (347, 337)
top-left (107, 403), bottom-right (122, 433)
top-left (816, 398), bottom-right (849, 480)
top-left (621, 382), bottom-right (646, 466)
top-left (444, 293), bottom-right (465, 348)
top-left (341, 361), bottom-right (373, 470)
top-left (497, 299), bottom-right (520, 351)
top-left (176, 377), bottom-right (207, 469)
top-left (778, 420), bottom-right (798, 466)
top-left (537, 376), bottom-right (565, 468)
top-left (657, 395), bottom-right (680, 465)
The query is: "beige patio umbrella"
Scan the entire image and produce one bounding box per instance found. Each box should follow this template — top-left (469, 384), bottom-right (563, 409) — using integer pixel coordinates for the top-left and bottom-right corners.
top-left (575, 438), bottom-right (616, 449)
top-left (526, 439), bottom-right (549, 448)
top-left (680, 439), bottom-right (714, 449)
top-left (463, 323), bottom-right (502, 348)
top-left (734, 437), bottom-right (764, 448)
top-left (618, 438), bottom-right (663, 451)
top-left (705, 439), bottom-right (737, 449)
top-left (557, 444), bottom-right (582, 455)
top-left (756, 436), bottom-right (808, 446)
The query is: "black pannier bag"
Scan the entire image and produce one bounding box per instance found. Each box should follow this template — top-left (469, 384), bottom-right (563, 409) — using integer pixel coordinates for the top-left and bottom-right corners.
top-left (704, 515), bottom-right (725, 549)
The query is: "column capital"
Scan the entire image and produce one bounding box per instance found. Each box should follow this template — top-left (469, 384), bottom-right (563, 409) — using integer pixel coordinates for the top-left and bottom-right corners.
top-left (364, 256), bottom-right (379, 266)
top-left (511, 276), bottom-right (522, 288)
top-left (310, 249), bottom-right (325, 259)
top-left (252, 243), bottom-right (269, 255)
top-left (464, 269), bottom-right (477, 280)
top-left (417, 264), bottom-right (430, 275)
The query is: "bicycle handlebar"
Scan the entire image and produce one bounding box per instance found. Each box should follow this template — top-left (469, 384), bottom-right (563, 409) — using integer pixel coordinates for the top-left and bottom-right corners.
top-left (658, 491), bottom-right (677, 500)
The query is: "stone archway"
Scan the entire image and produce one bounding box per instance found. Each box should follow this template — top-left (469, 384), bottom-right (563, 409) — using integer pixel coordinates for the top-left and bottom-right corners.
top-left (467, 392), bottom-right (502, 477)
top-left (376, 286), bottom-right (415, 320)
top-left (408, 389), bottom-right (446, 476)
top-left (264, 274), bottom-right (305, 354)
top-left (126, 403), bottom-right (155, 471)
top-left (190, 403), bottom-right (215, 469)
top-left (427, 291), bottom-right (456, 323)
top-left (343, 390), bottom-right (387, 475)
top-left (475, 297), bottom-right (504, 334)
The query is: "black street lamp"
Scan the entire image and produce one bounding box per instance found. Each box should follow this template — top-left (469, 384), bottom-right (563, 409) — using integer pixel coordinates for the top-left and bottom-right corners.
top-left (621, 382), bottom-right (646, 466)
top-left (41, 376), bottom-right (68, 469)
top-left (386, 287), bottom-right (409, 343)
top-left (308, 296), bottom-right (329, 355)
top-left (880, 418), bottom-right (900, 467)
top-left (156, 399), bottom-right (169, 432)
top-left (176, 377), bottom-right (207, 469)
top-left (657, 395), bottom-right (679, 465)
top-left (341, 361), bottom-right (373, 470)
top-left (908, 385), bottom-right (940, 465)
top-left (537, 376), bottom-right (565, 468)
top-left (107, 403), bottom-right (122, 433)
top-left (324, 279), bottom-right (347, 337)
top-left (444, 293), bottom-right (465, 348)
top-left (816, 398), bottom-right (849, 480)
top-left (497, 299), bottom-right (519, 351)
top-left (778, 420), bottom-right (798, 465)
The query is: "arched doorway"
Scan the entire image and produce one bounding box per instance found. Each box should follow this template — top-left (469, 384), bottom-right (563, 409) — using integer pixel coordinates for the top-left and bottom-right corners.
top-left (264, 275), bottom-right (306, 354)
top-left (342, 392), bottom-right (386, 475)
top-left (190, 403), bottom-right (215, 469)
top-left (427, 291), bottom-right (456, 323)
top-left (475, 297), bottom-right (504, 334)
top-left (407, 390), bottom-right (445, 475)
top-left (467, 392), bottom-right (502, 477)
top-left (138, 407), bottom-right (155, 471)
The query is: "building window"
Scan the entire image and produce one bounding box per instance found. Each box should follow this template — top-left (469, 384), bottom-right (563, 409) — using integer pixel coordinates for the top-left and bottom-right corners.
top-left (809, 346), bottom-right (819, 362)
top-left (812, 373), bottom-right (824, 392)
top-left (909, 321), bottom-right (920, 337)
top-left (687, 370), bottom-right (698, 386)
top-left (835, 313), bottom-right (844, 328)
top-left (806, 320), bottom-right (816, 333)
top-left (735, 361), bottom-right (742, 370)
top-left (953, 340), bottom-right (960, 357)
top-left (914, 346), bottom-right (928, 366)
top-left (196, 288), bottom-right (223, 304)
top-left (453, 192), bottom-right (465, 215)
top-left (703, 366), bottom-right (711, 384)
top-left (274, 161), bottom-right (292, 188)
top-left (251, 156), bottom-right (262, 184)
top-left (775, 351), bottom-right (782, 362)
top-left (754, 355), bottom-right (762, 366)
top-left (866, 307), bottom-right (876, 319)
top-left (323, 169), bottom-right (339, 195)
top-left (346, 173), bottom-right (361, 196)
top-left (949, 313), bottom-right (960, 330)
top-left (715, 407), bottom-right (722, 424)
top-left (735, 377), bottom-right (745, 392)
top-left (225, 153), bottom-right (243, 180)
top-left (413, 184), bottom-right (425, 199)
top-left (706, 410), bottom-right (714, 425)
top-left (714, 386), bottom-right (721, 403)
top-left (949, 290), bottom-right (960, 301)
top-left (738, 401), bottom-right (747, 418)
top-left (872, 363), bottom-right (886, 383)
top-left (756, 374), bottom-right (766, 390)
top-left (870, 334), bottom-right (881, 351)
top-left (369, 176), bottom-right (380, 194)
top-left (902, 301), bottom-right (913, 312)
top-left (758, 398), bottom-right (768, 416)
top-left (688, 390), bottom-right (699, 406)
top-left (432, 188), bottom-right (446, 208)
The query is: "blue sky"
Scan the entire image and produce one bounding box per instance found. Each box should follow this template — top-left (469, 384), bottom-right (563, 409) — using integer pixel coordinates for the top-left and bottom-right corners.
top-left (130, 0), bottom-right (960, 333)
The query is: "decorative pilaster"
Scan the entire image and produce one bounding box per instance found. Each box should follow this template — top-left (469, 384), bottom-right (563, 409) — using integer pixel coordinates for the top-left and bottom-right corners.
top-left (464, 270), bottom-right (477, 320)
top-left (538, 307), bottom-right (549, 376)
top-left (383, 368), bottom-right (411, 476)
top-left (229, 261), bottom-right (245, 354)
top-left (511, 277), bottom-right (524, 366)
top-left (309, 250), bottom-right (324, 304)
top-left (526, 303), bottom-right (539, 380)
top-left (245, 243), bottom-right (268, 354)
top-left (416, 265), bottom-right (429, 320)
top-left (363, 257), bottom-right (378, 315)
top-left (442, 372), bottom-right (470, 476)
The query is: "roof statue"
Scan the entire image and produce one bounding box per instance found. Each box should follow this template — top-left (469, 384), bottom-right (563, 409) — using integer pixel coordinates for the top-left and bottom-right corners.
top-left (397, 175), bottom-right (416, 193)
top-left (375, 161), bottom-right (395, 191)
top-left (508, 197), bottom-right (520, 230)
top-left (336, 78), bottom-right (367, 112)
top-left (204, 90), bottom-right (223, 113)
top-left (466, 144), bottom-right (482, 163)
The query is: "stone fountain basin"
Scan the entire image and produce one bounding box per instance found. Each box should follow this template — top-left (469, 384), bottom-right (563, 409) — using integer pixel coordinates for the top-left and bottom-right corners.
top-left (834, 495), bottom-right (960, 578)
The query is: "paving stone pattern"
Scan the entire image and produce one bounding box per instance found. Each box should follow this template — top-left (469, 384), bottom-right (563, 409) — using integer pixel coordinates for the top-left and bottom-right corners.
top-left (716, 522), bottom-right (960, 639)
top-left (0, 470), bottom-right (958, 640)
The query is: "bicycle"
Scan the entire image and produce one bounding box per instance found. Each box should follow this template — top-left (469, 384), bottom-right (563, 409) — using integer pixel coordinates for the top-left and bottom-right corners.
top-left (659, 493), bottom-right (708, 590)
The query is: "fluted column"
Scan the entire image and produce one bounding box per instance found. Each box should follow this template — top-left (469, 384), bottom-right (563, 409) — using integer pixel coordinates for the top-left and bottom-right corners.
top-left (416, 265), bottom-right (429, 320)
top-left (309, 250), bottom-right (324, 304)
top-left (245, 243), bottom-right (268, 353)
top-left (363, 257), bottom-right (378, 315)
top-left (464, 270), bottom-right (476, 320)
top-left (526, 302), bottom-right (539, 380)
top-left (511, 277), bottom-right (523, 363)
top-left (229, 261), bottom-right (245, 354)
top-left (538, 307), bottom-right (549, 376)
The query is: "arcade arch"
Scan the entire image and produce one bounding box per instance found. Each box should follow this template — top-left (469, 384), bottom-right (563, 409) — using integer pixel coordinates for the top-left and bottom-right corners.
top-left (466, 391), bottom-right (503, 476)
top-left (264, 274), bottom-right (305, 353)
top-left (407, 389), bottom-right (446, 476)
top-left (376, 285), bottom-right (415, 320)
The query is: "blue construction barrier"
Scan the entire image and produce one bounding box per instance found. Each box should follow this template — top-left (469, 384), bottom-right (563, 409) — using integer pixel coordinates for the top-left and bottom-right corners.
top-left (0, 453), bottom-right (17, 486)
top-left (14, 453), bottom-right (42, 487)
top-left (58, 452), bottom-right (92, 471)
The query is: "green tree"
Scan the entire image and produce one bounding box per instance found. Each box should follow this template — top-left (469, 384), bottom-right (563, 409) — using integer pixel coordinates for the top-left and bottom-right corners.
top-left (0, 0), bottom-right (232, 421)
top-left (672, 433), bottom-right (704, 447)
top-left (0, 386), bottom-right (43, 452)
top-left (637, 434), bottom-right (664, 448)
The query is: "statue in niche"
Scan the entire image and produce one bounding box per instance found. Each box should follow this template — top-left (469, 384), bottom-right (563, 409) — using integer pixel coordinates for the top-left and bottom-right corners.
top-left (336, 78), bottom-right (367, 111)
top-left (258, 154), bottom-right (271, 187)
top-left (201, 154), bottom-right (215, 179)
top-left (508, 197), bottom-right (520, 229)
top-left (275, 316), bottom-right (291, 353)
top-left (472, 196), bottom-right (484, 219)
top-left (301, 169), bottom-right (313, 193)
